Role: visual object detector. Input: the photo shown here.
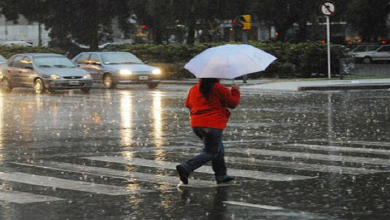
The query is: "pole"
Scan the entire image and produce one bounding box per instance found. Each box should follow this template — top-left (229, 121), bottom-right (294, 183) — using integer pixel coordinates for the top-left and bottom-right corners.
top-left (242, 30), bottom-right (248, 83)
top-left (326, 16), bottom-right (331, 79)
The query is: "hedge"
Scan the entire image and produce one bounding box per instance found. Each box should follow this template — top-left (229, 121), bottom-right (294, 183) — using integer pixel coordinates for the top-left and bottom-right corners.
top-left (0, 42), bottom-right (349, 79)
top-left (106, 41), bottom-right (348, 79)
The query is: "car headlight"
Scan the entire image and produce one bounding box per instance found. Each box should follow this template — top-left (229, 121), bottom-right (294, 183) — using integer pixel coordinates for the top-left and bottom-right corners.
top-left (152, 68), bottom-right (161, 75)
top-left (83, 74), bottom-right (92, 79)
top-left (50, 74), bottom-right (61, 79)
top-left (120, 69), bottom-right (132, 75)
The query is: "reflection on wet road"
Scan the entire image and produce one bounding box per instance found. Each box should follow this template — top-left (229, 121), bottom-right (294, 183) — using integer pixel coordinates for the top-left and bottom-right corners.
top-left (0, 85), bottom-right (389, 219)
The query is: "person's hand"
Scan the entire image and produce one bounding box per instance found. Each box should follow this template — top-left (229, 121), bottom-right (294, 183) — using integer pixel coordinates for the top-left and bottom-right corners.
top-left (232, 83), bottom-right (239, 90)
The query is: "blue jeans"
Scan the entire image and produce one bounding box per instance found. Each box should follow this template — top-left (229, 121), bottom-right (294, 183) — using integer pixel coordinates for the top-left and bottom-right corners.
top-left (181, 127), bottom-right (227, 178)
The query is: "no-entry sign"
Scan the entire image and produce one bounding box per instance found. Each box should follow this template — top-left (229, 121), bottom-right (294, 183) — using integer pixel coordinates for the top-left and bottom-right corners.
top-left (320, 1), bottom-right (336, 17)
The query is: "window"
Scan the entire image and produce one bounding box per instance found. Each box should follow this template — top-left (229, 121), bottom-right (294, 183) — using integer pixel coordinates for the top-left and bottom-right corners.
top-left (10, 56), bottom-right (23, 68)
top-left (89, 54), bottom-right (101, 64)
top-left (378, 46), bottom-right (390, 52)
top-left (21, 56), bottom-right (33, 68)
top-left (76, 53), bottom-right (90, 64)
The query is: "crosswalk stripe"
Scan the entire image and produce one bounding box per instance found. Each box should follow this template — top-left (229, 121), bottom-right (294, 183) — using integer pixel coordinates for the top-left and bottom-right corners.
top-left (284, 144), bottom-right (390, 155)
top-left (223, 201), bottom-right (283, 210)
top-left (86, 156), bottom-right (315, 181)
top-left (0, 190), bottom-right (63, 204)
top-left (228, 148), bottom-right (390, 166)
top-left (223, 201), bottom-right (333, 219)
top-left (0, 172), bottom-right (154, 196)
top-left (331, 141), bottom-right (390, 147)
top-left (9, 162), bottom-right (215, 188)
top-left (224, 156), bottom-right (386, 175)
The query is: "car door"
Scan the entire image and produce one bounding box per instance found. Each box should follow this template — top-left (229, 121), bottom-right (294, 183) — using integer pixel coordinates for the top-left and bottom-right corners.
top-left (8, 55), bottom-right (24, 86)
top-left (374, 45), bottom-right (390, 61)
top-left (19, 56), bottom-right (35, 87)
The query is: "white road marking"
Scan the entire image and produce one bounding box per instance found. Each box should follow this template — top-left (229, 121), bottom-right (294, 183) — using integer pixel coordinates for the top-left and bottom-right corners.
top-left (284, 143), bottom-right (390, 155)
top-left (228, 148), bottom-right (390, 166)
top-left (224, 156), bottom-right (387, 175)
top-left (0, 190), bottom-right (63, 204)
top-left (10, 162), bottom-right (215, 188)
top-left (332, 141), bottom-right (390, 147)
top-left (85, 156), bottom-right (315, 181)
top-left (223, 201), bottom-right (283, 210)
top-left (0, 172), bottom-right (154, 196)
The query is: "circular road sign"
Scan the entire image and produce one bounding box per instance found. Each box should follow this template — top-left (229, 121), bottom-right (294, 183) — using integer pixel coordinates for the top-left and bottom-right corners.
top-left (320, 1), bottom-right (336, 16)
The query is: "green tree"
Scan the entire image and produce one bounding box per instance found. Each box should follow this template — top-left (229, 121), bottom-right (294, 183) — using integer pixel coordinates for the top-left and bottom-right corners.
top-left (0, 0), bottom-right (132, 51)
top-left (250, 0), bottom-right (323, 42)
top-left (346, 0), bottom-right (390, 41)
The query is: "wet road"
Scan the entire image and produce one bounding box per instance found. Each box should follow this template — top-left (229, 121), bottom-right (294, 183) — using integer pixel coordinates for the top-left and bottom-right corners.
top-left (0, 84), bottom-right (389, 220)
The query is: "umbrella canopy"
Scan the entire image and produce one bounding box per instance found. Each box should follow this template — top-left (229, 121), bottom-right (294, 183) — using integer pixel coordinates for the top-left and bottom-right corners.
top-left (184, 44), bottom-right (277, 79)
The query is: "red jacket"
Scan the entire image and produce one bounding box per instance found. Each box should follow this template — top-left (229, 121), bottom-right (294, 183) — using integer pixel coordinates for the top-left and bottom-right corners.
top-left (185, 81), bottom-right (240, 130)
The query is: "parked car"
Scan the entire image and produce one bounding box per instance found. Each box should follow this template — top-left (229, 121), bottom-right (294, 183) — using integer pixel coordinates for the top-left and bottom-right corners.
top-left (352, 45), bottom-right (390, 64)
top-left (1, 41), bottom-right (33, 47)
top-left (0, 53), bottom-right (93, 94)
top-left (72, 52), bottom-right (162, 89)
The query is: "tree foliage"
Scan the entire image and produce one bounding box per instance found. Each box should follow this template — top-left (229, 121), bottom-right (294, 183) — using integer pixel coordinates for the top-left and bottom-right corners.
top-left (0, 0), bottom-right (132, 52)
top-left (346, 0), bottom-right (390, 41)
top-left (0, 0), bottom-right (389, 48)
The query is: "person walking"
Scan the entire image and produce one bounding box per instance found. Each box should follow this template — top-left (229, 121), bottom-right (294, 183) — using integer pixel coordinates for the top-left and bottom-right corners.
top-left (176, 78), bottom-right (240, 185)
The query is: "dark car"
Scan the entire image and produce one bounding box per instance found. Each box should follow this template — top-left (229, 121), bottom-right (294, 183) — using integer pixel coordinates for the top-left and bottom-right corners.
top-left (0, 53), bottom-right (93, 94)
top-left (72, 52), bottom-right (162, 89)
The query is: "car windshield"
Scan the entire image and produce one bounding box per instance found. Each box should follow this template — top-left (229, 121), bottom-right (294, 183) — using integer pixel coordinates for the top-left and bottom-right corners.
top-left (34, 56), bottom-right (76, 68)
top-left (101, 53), bottom-right (143, 65)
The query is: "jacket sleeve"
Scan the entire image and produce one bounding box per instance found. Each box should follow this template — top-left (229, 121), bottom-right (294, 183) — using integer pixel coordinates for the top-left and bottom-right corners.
top-left (219, 85), bottom-right (240, 109)
top-left (185, 90), bottom-right (191, 108)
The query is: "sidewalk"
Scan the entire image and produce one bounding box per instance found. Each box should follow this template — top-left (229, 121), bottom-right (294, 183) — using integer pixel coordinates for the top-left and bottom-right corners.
top-left (242, 78), bottom-right (390, 91)
top-left (163, 78), bottom-right (390, 91)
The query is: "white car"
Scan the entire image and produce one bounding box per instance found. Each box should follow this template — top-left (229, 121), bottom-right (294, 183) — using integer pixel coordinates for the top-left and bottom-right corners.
top-left (1, 41), bottom-right (33, 47)
top-left (72, 52), bottom-right (162, 89)
top-left (352, 45), bottom-right (390, 64)
top-left (0, 53), bottom-right (93, 94)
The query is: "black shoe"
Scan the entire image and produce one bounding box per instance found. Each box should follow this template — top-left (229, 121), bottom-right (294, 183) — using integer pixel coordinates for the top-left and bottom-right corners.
top-left (176, 164), bottom-right (189, 185)
top-left (216, 175), bottom-right (235, 184)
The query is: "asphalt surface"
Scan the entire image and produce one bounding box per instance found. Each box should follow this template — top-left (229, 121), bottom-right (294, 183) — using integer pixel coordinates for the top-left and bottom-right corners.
top-left (1, 81), bottom-right (390, 220)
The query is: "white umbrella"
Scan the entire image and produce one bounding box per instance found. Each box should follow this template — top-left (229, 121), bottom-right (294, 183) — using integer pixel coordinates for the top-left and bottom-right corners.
top-left (184, 44), bottom-right (277, 79)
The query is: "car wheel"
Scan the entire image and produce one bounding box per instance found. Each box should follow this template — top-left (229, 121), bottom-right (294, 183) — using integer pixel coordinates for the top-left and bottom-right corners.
top-left (1, 78), bottom-right (12, 93)
top-left (81, 88), bottom-right (91, 94)
top-left (362, 57), bottom-right (372, 64)
top-left (147, 82), bottom-right (159, 89)
top-left (34, 79), bottom-right (46, 94)
top-left (103, 74), bottom-right (116, 89)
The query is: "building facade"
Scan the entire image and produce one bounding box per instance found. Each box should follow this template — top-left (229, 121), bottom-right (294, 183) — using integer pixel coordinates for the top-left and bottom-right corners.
top-left (0, 15), bottom-right (50, 46)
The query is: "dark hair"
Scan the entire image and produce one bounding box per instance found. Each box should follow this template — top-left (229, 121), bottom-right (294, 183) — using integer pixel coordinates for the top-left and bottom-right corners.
top-left (199, 78), bottom-right (219, 99)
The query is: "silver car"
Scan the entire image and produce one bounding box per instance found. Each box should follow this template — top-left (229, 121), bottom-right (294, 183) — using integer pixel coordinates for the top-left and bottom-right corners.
top-left (72, 52), bottom-right (162, 89)
top-left (0, 53), bottom-right (93, 94)
top-left (352, 45), bottom-right (390, 64)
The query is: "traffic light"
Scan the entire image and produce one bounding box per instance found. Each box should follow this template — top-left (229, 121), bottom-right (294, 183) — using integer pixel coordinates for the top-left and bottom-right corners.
top-left (239, 15), bottom-right (251, 30)
top-left (232, 18), bottom-right (242, 29)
